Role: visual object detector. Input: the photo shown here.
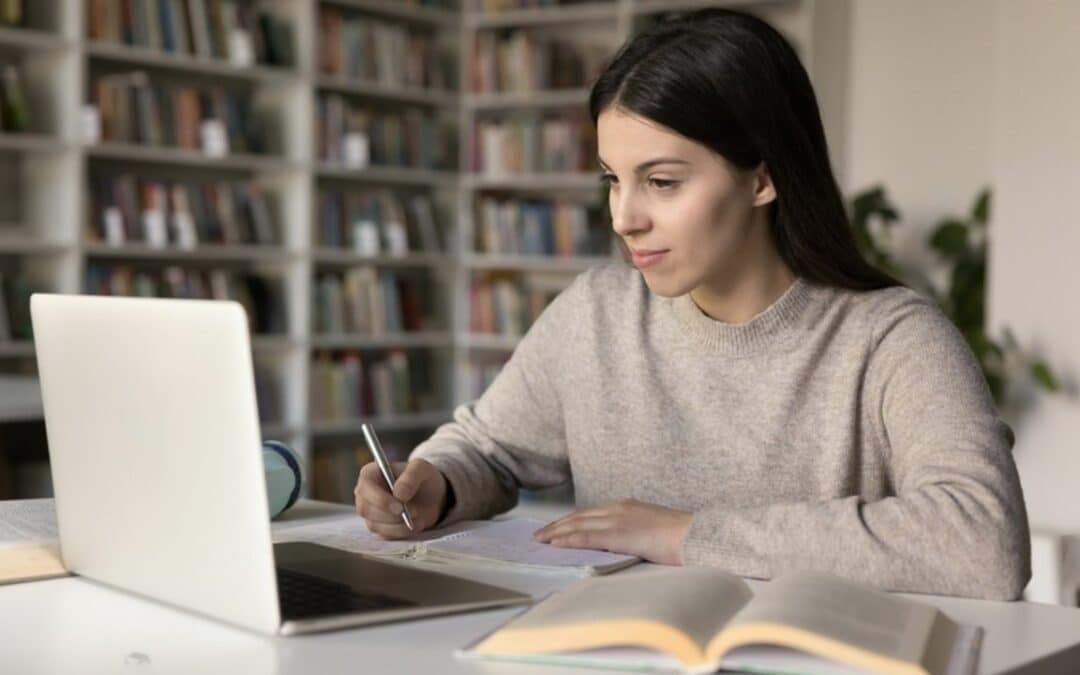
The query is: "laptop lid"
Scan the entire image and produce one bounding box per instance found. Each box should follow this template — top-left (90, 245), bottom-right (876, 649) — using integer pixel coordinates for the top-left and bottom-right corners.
top-left (31, 294), bottom-right (281, 634)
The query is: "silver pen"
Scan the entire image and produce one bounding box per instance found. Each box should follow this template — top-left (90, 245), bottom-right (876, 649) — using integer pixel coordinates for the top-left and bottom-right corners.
top-left (360, 422), bottom-right (414, 531)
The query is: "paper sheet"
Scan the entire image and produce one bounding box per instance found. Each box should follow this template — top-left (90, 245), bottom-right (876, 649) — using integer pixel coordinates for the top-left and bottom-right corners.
top-left (271, 515), bottom-right (486, 558)
top-left (0, 499), bottom-right (59, 549)
top-left (423, 518), bottom-right (638, 572)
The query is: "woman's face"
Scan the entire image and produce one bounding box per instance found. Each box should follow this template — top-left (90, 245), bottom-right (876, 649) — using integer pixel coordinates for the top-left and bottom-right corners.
top-left (597, 106), bottom-right (776, 299)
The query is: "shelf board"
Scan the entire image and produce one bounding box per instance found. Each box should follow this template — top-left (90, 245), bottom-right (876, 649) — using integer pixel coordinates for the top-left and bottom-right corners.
top-left (458, 333), bottom-right (521, 352)
top-left (310, 410), bottom-right (454, 436)
top-left (466, 2), bottom-right (618, 28)
top-left (0, 234), bottom-right (70, 255)
top-left (316, 163), bottom-right (457, 186)
top-left (462, 253), bottom-right (611, 273)
top-left (632, 0), bottom-right (798, 15)
top-left (321, 0), bottom-right (459, 27)
top-left (0, 26), bottom-right (69, 51)
top-left (83, 242), bottom-right (297, 263)
top-left (464, 89), bottom-right (591, 111)
top-left (0, 341), bottom-right (35, 358)
top-left (311, 331), bottom-right (453, 350)
top-left (312, 249), bottom-right (451, 268)
top-left (0, 375), bottom-right (42, 421)
top-left (86, 143), bottom-right (299, 172)
top-left (85, 41), bottom-right (299, 83)
top-left (317, 75), bottom-right (457, 107)
top-left (0, 133), bottom-right (71, 153)
top-left (464, 172), bottom-right (603, 191)
top-left (251, 335), bottom-right (299, 352)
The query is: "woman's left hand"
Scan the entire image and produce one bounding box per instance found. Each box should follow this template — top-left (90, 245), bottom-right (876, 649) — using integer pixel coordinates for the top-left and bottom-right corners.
top-left (533, 498), bottom-right (694, 565)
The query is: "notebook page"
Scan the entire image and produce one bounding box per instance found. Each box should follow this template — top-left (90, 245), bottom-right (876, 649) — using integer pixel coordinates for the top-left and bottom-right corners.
top-left (423, 518), bottom-right (639, 573)
top-left (0, 499), bottom-right (58, 550)
top-left (271, 516), bottom-right (488, 558)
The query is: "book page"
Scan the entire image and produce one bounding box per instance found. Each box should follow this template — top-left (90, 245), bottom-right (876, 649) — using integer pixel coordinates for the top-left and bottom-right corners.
top-left (0, 499), bottom-right (58, 549)
top-left (721, 571), bottom-right (945, 667)
top-left (271, 515), bottom-right (488, 558)
top-left (486, 567), bottom-right (753, 653)
top-left (423, 518), bottom-right (638, 573)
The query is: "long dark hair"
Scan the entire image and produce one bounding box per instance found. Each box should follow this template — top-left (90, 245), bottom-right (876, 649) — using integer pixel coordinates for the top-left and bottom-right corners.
top-left (589, 8), bottom-right (902, 291)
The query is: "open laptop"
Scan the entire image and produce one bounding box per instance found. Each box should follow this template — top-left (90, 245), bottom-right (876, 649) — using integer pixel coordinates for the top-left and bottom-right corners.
top-left (30, 293), bottom-right (531, 635)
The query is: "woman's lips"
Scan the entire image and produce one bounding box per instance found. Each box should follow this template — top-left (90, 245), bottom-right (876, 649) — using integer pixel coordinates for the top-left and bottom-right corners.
top-left (630, 249), bottom-right (668, 268)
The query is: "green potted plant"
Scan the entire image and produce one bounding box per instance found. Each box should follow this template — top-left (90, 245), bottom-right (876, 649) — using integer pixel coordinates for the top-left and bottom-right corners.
top-left (848, 185), bottom-right (1059, 410)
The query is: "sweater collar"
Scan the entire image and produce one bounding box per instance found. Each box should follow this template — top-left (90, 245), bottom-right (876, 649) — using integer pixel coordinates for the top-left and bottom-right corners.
top-left (668, 276), bottom-right (818, 356)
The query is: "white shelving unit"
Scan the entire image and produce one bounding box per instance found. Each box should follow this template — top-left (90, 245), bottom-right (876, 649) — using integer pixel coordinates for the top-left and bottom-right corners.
top-left (0, 0), bottom-right (821, 501)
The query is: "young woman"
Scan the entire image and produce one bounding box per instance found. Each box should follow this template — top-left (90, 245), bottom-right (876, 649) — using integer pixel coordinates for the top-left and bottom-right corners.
top-left (353, 8), bottom-right (1030, 601)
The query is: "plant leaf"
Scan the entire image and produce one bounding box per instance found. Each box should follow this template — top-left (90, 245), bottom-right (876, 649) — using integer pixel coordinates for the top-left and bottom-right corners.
top-left (929, 220), bottom-right (969, 258)
top-left (1030, 361), bottom-right (1059, 392)
top-left (971, 189), bottom-right (991, 226)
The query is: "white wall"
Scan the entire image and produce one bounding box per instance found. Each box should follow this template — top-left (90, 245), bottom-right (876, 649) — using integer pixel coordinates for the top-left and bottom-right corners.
top-left (987, 1), bottom-right (1080, 533)
top-left (834, 1), bottom-right (1080, 533)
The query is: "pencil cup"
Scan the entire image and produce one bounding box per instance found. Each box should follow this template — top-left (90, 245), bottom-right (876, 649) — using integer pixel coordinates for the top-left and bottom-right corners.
top-left (262, 440), bottom-right (304, 519)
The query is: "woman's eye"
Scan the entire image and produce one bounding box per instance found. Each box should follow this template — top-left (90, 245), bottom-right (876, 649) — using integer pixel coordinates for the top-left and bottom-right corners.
top-left (600, 173), bottom-right (618, 186)
top-left (650, 178), bottom-right (678, 190)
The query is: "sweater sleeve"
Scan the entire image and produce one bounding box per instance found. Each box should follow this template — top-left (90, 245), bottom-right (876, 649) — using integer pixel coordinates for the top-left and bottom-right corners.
top-left (680, 293), bottom-right (1032, 601)
top-left (408, 273), bottom-right (583, 525)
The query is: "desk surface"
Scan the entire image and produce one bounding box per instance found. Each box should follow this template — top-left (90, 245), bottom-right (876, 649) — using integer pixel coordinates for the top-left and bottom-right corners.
top-left (2, 500), bottom-right (1080, 675)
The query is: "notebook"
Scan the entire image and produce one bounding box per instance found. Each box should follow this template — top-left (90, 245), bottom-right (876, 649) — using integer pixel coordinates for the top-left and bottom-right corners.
top-left (457, 567), bottom-right (983, 675)
top-left (273, 516), bottom-right (640, 576)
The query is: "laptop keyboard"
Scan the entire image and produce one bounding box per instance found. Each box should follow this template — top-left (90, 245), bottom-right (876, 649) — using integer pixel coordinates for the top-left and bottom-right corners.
top-left (276, 567), bottom-right (417, 621)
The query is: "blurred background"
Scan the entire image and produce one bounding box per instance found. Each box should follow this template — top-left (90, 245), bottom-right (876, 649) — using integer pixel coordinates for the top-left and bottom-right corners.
top-left (0, 0), bottom-right (1075, 605)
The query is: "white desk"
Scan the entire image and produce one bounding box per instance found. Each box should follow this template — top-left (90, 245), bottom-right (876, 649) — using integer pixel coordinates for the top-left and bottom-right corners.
top-left (3, 500), bottom-right (1080, 675)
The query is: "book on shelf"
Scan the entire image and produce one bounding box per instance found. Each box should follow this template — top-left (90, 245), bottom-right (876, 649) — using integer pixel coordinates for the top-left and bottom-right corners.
top-left (89, 173), bottom-right (279, 248)
top-left (0, 273), bottom-right (39, 341)
top-left (471, 29), bottom-right (610, 94)
top-left (470, 270), bottom-right (566, 337)
top-left (86, 0), bottom-right (294, 68)
top-left (0, 275), bottom-right (10, 341)
top-left (0, 0), bottom-right (24, 28)
top-left (314, 269), bottom-right (431, 335)
top-left (0, 64), bottom-right (29, 133)
top-left (91, 70), bottom-right (268, 155)
top-left (253, 368), bottom-right (282, 427)
top-left (472, 112), bottom-right (596, 175)
top-left (318, 189), bottom-right (442, 254)
top-left (310, 349), bottom-right (434, 422)
top-left (476, 197), bottom-right (607, 257)
top-left (317, 94), bottom-right (454, 170)
top-left (319, 6), bottom-right (451, 90)
top-left (459, 567), bottom-right (983, 675)
top-left (85, 264), bottom-right (287, 334)
top-left (465, 357), bottom-right (509, 398)
top-left (311, 444), bottom-right (375, 504)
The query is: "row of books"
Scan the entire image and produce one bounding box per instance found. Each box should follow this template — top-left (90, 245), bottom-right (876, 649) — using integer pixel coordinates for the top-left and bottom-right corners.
top-left (469, 271), bottom-right (562, 336)
top-left (85, 264), bottom-right (287, 334)
top-left (91, 71), bottom-right (268, 155)
top-left (318, 7), bottom-right (451, 90)
top-left (86, 0), bottom-right (294, 67)
top-left (0, 65), bottom-right (29, 133)
top-left (318, 189), bottom-right (442, 253)
top-left (317, 95), bottom-right (454, 170)
top-left (472, 114), bottom-right (596, 174)
top-left (464, 358), bottom-right (508, 399)
top-left (88, 173), bottom-right (279, 247)
top-left (0, 273), bottom-right (37, 341)
top-left (254, 369), bottom-right (282, 426)
top-left (310, 349), bottom-right (434, 421)
top-left (475, 197), bottom-right (609, 257)
top-left (314, 269), bottom-right (433, 336)
top-left (471, 30), bottom-right (609, 93)
top-left (311, 444), bottom-right (374, 504)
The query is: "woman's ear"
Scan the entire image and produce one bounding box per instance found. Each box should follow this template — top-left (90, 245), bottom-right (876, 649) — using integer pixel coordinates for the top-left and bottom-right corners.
top-left (751, 162), bottom-right (777, 207)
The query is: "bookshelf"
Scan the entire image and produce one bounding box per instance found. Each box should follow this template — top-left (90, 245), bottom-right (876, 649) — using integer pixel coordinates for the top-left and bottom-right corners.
top-left (0, 0), bottom-right (820, 504)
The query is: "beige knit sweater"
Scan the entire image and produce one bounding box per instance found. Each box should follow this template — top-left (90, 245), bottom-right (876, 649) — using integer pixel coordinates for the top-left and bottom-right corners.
top-left (412, 262), bottom-right (1031, 600)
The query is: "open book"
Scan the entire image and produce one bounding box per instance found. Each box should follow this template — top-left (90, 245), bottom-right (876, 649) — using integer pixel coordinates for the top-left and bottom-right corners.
top-left (0, 499), bottom-right (69, 585)
top-left (273, 516), bottom-right (640, 576)
top-left (458, 567), bottom-right (983, 675)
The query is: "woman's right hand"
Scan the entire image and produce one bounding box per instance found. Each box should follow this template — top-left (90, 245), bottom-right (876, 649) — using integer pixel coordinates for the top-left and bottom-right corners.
top-left (354, 458), bottom-right (448, 539)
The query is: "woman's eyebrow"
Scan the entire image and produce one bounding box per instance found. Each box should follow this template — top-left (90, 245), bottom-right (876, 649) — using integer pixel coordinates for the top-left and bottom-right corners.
top-left (598, 157), bottom-right (692, 172)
